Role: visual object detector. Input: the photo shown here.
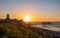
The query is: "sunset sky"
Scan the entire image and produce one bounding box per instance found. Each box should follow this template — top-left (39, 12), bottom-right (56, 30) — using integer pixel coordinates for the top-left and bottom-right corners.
top-left (0, 0), bottom-right (60, 22)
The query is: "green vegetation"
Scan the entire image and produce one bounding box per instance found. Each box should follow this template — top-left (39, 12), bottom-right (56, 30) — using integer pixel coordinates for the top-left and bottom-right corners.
top-left (0, 23), bottom-right (48, 38)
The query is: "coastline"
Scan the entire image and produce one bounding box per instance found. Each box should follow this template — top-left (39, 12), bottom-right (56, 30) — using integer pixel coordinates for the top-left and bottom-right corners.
top-left (30, 26), bottom-right (60, 38)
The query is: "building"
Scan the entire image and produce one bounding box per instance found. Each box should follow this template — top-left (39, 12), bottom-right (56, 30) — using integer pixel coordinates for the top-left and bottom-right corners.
top-left (0, 14), bottom-right (24, 24)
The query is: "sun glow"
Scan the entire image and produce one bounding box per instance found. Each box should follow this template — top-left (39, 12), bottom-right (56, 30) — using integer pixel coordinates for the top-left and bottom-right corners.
top-left (23, 16), bottom-right (30, 22)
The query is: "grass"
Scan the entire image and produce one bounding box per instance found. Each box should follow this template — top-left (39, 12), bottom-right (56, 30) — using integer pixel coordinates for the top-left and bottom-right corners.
top-left (0, 23), bottom-right (48, 38)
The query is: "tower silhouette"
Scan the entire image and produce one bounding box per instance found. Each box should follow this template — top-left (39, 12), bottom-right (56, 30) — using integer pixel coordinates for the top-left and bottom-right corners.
top-left (5, 14), bottom-right (11, 23)
top-left (6, 14), bottom-right (10, 20)
top-left (7, 14), bottom-right (9, 19)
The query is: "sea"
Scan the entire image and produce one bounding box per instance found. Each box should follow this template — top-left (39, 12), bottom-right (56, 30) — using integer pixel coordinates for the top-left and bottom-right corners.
top-left (31, 22), bottom-right (60, 32)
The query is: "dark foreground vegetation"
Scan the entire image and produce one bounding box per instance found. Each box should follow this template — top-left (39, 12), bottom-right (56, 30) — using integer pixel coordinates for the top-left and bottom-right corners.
top-left (0, 23), bottom-right (48, 38)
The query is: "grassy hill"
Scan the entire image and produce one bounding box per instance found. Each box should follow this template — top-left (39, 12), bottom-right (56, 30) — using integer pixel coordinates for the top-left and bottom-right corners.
top-left (0, 23), bottom-right (48, 38)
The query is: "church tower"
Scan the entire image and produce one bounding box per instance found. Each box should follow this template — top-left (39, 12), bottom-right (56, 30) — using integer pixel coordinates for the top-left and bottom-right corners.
top-left (5, 14), bottom-right (11, 23)
top-left (6, 14), bottom-right (10, 19)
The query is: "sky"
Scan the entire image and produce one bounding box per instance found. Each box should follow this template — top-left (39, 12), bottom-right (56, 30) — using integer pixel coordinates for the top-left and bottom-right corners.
top-left (0, 0), bottom-right (60, 22)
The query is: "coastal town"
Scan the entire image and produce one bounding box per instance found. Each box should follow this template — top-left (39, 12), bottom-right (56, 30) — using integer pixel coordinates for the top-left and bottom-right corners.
top-left (0, 14), bottom-right (60, 38)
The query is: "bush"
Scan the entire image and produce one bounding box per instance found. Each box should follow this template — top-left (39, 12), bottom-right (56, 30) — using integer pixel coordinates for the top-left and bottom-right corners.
top-left (0, 27), bottom-right (7, 38)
